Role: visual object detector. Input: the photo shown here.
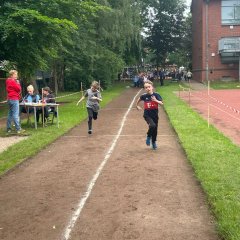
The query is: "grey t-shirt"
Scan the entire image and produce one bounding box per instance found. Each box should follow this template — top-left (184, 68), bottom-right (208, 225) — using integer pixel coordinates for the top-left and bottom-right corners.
top-left (85, 89), bottom-right (101, 111)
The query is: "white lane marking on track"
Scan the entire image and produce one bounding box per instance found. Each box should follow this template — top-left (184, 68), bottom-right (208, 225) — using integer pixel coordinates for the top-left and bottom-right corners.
top-left (62, 134), bottom-right (175, 138)
top-left (62, 89), bottom-right (142, 240)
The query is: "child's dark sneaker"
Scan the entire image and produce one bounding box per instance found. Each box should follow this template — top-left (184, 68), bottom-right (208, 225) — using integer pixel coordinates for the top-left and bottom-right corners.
top-left (146, 136), bottom-right (151, 146)
top-left (152, 141), bottom-right (157, 150)
top-left (88, 129), bottom-right (92, 134)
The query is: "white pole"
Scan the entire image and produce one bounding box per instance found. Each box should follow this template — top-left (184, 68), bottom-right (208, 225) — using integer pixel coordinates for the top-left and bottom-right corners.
top-left (81, 82), bottom-right (84, 109)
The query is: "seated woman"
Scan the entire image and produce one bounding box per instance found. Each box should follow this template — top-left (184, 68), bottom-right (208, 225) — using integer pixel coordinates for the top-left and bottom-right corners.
top-left (21, 85), bottom-right (40, 113)
top-left (36, 86), bottom-right (56, 123)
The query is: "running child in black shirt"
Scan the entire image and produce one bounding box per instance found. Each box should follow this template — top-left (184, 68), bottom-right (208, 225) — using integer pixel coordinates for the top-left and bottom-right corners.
top-left (136, 80), bottom-right (163, 150)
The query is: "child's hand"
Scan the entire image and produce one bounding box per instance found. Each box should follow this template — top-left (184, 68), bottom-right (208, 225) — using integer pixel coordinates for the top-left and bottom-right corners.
top-left (151, 95), bottom-right (157, 102)
top-left (136, 106), bottom-right (142, 111)
top-left (91, 96), bottom-right (98, 100)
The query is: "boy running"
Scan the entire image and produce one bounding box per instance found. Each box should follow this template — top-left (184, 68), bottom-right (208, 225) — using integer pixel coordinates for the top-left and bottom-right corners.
top-left (77, 81), bottom-right (102, 134)
top-left (136, 80), bottom-right (163, 150)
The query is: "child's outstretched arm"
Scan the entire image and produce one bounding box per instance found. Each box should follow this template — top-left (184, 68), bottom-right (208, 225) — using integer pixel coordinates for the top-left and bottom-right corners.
top-left (76, 96), bottom-right (85, 106)
top-left (136, 97), bottom-right (142, 110)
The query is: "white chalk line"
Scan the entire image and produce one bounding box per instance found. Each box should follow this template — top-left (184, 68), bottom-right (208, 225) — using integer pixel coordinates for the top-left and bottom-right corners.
top-left (62, 134), bottom-right (174, 138)
top-left (62, 89), bottom-right (142, 240)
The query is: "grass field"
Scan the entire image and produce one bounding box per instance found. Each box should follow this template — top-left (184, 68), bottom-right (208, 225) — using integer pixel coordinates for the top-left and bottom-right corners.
top-left (158, 82), bottom-right (240, 240)
top-left (0, 82), bottom-right (127, 174)
top-left (207, 80), bottom-right (240, 90)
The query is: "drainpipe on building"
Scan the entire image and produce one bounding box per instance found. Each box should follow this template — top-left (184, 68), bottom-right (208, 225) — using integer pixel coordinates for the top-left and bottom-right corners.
top-left (205, 0), bottom-right (210, 83)
top-left (205, 0), bottom-right (210, 127)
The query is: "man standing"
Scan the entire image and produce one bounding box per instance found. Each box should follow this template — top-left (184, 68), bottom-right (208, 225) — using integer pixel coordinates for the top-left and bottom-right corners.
top-left (6, 70), bottom-right (24, 134)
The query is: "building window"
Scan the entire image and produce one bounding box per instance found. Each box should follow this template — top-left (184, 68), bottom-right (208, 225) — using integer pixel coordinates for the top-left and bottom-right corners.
top-left (222, 0), bottom-right (240, 24)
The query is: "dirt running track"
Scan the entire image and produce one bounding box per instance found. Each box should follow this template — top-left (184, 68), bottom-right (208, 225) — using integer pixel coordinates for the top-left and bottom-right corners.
top-left (0, 88), bottom-right (219, 240)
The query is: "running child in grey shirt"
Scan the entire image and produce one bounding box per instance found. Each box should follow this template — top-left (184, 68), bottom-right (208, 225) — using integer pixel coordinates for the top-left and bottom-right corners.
top-left (77, 81), bottom-right (102, 134)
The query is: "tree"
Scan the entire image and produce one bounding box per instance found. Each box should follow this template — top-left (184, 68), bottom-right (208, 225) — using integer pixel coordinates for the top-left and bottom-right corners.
top-left (0, 0), bottom-right (144, 92)
top-left (0, 2), bottom-right (77, 81)
top-left (142, 0), bottom-right (186, 68)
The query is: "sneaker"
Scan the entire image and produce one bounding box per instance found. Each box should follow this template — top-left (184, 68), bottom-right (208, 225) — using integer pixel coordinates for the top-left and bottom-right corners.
top-left (146, 136), bottom-right (151, 146)
top-left (17, 129), bottom-right (26, 134)
top-left (88, 129), bottom-right (92, 134)
top-left (152, 141), bottom-right (157, 150)
top-left (7, 129), bottom-right (12, 133)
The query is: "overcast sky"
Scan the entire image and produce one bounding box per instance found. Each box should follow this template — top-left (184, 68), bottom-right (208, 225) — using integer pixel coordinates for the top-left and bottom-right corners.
top-left (185, 0), bottom-right (192, 7)
top-left (184, 0), bottom-right (192, 14)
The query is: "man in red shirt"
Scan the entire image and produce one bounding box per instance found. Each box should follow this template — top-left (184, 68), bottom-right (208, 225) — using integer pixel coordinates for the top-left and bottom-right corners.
top-left (6, 70), bottom-right (24, 134)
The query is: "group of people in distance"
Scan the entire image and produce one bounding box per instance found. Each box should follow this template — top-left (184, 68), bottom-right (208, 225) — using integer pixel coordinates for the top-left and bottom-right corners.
top-left (5, 69), bottom-right (56, 134)
top-left (132, 68), bottom-right (193, 88)
top-left (6, 70), bottom-right (163, 150)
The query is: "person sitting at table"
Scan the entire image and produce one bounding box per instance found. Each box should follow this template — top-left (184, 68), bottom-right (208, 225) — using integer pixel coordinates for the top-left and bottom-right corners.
top-left (21, 85), bottom-right (40, 113)
top-left (36, 86), bottom-right (56, 124)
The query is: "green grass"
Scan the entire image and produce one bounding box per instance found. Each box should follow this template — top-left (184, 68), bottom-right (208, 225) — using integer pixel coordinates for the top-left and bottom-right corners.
top-left (0, 82), bottom-right (127, 175)
top-left (158, 83), bottom-right (240, 240)
top-left (209, 80), bottom-right (240, 90)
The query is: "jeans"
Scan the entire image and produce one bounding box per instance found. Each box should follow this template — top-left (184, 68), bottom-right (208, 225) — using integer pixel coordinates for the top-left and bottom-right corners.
top-left (7, 100), bottom-right (21, 131)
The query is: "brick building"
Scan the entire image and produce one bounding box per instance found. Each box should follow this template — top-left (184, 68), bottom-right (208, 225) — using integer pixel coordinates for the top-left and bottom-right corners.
top-left (191, 0), bottom-right (240, 82)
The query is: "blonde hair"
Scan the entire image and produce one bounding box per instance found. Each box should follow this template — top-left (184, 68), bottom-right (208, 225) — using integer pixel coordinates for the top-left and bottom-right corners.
top-left (9, 70), bottom-right (18, 77)
top-left (144, 80), bottom-right (153, 86)
top-left (91, 81), bottom-right (99, 88)
top-left (27, 85), bottom-right (34, 92)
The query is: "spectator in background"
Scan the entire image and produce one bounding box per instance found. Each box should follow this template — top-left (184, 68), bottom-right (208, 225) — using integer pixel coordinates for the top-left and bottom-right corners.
top-left (21, 85), bottom-right (40, 113)
top-left (159, 70), bottom-right (165, 86)
top-left (36, 86), bottom-right (55, 124)
top-left (6, 70), bottom-right (25, 134)
top-left (187, 70), bottom-right (192, 81)
top-left (133, 74), bottom-right (139, 88)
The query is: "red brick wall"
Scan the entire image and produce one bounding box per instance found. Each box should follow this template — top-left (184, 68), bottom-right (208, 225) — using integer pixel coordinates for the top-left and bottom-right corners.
top-left (192, 0), bottom-right (240, 82)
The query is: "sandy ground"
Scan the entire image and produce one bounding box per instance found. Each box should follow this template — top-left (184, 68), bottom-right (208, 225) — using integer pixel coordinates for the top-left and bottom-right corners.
top-left (0, 136), bottom-right (28, 154)
top-left (0, 88), bottom-right (220, 240)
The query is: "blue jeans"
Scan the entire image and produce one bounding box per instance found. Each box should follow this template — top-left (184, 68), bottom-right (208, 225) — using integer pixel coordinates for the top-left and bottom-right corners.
top-left (7, 100), bottom-right (21, 131)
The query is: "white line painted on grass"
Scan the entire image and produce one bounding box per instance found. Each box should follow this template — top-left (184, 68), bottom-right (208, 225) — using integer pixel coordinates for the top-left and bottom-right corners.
top-left (62, 89), bottom-right (142, 240)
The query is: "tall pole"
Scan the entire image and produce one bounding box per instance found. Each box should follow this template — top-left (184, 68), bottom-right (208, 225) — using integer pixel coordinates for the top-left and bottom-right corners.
top-left (206, 0), bottom-right (210, 128)
top-left (80, 82), bottom-right (84, 109)
top-left (239, 55), bottom-right (240, 82)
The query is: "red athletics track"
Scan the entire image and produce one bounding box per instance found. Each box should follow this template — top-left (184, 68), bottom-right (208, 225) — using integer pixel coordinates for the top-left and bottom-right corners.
top-left (179, 89), bottom-right (240, 146)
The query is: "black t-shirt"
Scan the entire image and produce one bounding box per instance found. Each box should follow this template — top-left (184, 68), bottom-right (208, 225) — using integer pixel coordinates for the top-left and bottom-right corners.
top-left (140, 92), bottom-right (162, 118)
